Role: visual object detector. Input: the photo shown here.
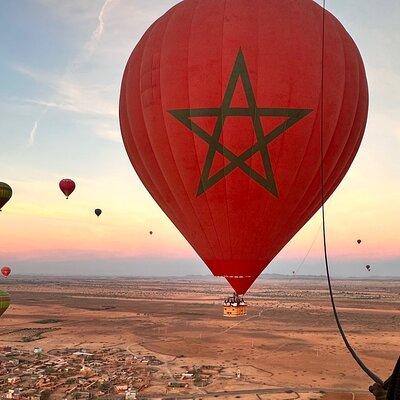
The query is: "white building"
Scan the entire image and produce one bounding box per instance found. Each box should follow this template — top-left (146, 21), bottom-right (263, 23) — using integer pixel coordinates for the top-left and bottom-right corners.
top-left (125, 389), bottom-right (137, 400)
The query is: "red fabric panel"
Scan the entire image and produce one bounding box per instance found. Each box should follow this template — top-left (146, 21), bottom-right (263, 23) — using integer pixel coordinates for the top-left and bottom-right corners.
top-left (120, 0), bottom-right (368, 294)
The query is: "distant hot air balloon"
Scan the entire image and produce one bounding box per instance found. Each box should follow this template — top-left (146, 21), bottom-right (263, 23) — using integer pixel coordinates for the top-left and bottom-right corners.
top-left (95, 209), bottom-right (102, 217)
top-left (120, 0), bottom-right (368, 295)
top-left (365, 265), bottom-right (371, 272)
top-left (149, 231), bottom-right (153, 235)
top-left (0, 182), bottom-right (12, 211)
top-left (59, 179), bottom-right (76, 199)
top-left (357, 239), bottom-right (362, 244)
top-left (1, 266), bottom-right (11, 278)
top-left (0, 290), bottom-right (10, 317)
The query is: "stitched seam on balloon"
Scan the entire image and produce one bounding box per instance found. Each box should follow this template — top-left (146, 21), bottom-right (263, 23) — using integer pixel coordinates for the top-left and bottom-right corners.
top-left (254, 3), bottom-right (305, 263)
top-left (251, 115), bottom-right (322, 261)
top-left (296, 19), bottom-right (362, 222)
top-left (186, 0), bottom-right (225, 261)
top-left (317, 15), bottom-right (350, 197)
top-left (249, 2), bottom-right (322, 263)
top-left (286, 11), bottom-right (348, 225)
top-left (252, 100), bottom-right (321, 264)
top-left (172, 0), bottom-right (224, 259)
top-left (272, 9), bottom-right (346, 248)
top-left (121, 80), bottom-right (178, 226)
top-left (121, 26), bottom-right (178, 226)
top-left (257, 3), bottom-right (304, 269)
top-left (157, 1), bottom-right (221, 260)
top-left (310, 43), bottom-right (365, 216)
top-left (128, 14), bottom-right (189, 236)
top-left (221, 0), bottom-right (233, 262)
top-left (251, 91), bottom-right (321, 269)
top-left (146, 9), bottom-right (198, 237)
top-left (238, 0), bottom-right (261, 268)
top-left (290, 20), bottom-right (364, 232)
top-left (312, 30), bottom-right (363, 203)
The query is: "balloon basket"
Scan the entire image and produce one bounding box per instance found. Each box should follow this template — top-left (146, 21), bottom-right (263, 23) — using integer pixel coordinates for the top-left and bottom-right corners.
top-left (223, 293), bottom-right (247, 317)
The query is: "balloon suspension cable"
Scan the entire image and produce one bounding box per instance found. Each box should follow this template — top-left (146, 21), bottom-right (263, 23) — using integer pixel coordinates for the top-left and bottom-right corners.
top-left (320, 0), bottom-right (383, 386)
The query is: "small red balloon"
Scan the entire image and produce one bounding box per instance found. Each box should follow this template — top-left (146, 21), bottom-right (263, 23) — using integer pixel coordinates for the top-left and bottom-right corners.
top-left (59, 179), bottom-right (76, 199)
top-left (1, 266), bottom-right (11, 278)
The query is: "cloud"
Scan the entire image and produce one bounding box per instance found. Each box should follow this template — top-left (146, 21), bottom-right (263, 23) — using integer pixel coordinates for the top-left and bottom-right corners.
top-left (28, 120), bottom-right (39, 147)
top-left (17, 66), bottom-right (118, 129)
top-left (36, 0), bottom-right (101, 22)
top-left (95, 128), bottom-right (122, 143)
top-left (23, 86), bottom-right (117, 118)
top-left (18, 0), bottom-right (180, 147)
top-left (27, 107), bottom-right (49, 148)
top-left (23, 0), bottom-right (116, 146)
top-left (90, 0), bottom-right (113, 47)
top-left (69, 0), bottom-right (116, 72)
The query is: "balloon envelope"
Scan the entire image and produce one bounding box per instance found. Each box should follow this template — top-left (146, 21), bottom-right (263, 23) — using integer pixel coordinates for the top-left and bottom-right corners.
top-left (95, 209), bottom-right (102, 217)
top-left (0, 182), bottom-right (12, 211)
top-left (59, 179), bottom-right (76, 199)
top-left (357, 239), bottom-right (362, 244)
top-left (120, 0), bottom-right (368, 294)
top-left (1, 266), bottom-right (11, 278)
top-left (0, 290), bottom-right (10, 317)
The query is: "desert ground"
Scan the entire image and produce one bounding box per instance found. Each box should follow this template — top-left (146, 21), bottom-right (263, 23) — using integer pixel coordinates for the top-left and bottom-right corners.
top-left (0, 275), bottom-right (399, 399)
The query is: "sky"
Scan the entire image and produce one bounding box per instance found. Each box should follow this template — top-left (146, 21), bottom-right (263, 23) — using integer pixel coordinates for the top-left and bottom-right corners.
top-left (0, 0), bottom-right (399, 280)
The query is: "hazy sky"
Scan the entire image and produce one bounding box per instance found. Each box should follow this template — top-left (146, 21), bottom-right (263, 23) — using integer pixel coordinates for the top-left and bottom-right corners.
top-left (0, 0), bottom-right (399, 281)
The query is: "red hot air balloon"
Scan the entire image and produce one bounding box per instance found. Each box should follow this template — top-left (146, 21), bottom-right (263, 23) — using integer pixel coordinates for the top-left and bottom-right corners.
top-left (120, 0), bottom-right (368, 295)
top-left (59, 179), bottom-right (76, 199)
top-left (1, 266), bottom-right (11, 278)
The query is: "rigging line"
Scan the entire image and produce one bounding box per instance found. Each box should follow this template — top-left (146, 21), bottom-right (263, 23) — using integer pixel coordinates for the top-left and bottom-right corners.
top-left (283, 220), bottom-right (322, 294)
top-left (319, 0), bottom-right (383, 385)
top-left (294, 221), bottom-right (322, 276)
top-left (234, 220), bottom-right (323, 327)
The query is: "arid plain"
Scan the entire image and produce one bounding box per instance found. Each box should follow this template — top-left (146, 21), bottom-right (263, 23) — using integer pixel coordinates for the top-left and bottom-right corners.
top-left (0, 276), bottom-right (398, 399)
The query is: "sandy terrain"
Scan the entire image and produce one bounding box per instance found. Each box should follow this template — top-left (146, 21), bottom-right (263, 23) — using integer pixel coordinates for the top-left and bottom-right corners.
top-left (0, 276), bottom-right (398, 399)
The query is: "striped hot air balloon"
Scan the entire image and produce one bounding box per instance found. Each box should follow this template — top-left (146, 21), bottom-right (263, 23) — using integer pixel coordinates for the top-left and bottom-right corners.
top-left (0, 182), bottom-right (12, 211)
top-left (0, 290), bottom-right (10, 317)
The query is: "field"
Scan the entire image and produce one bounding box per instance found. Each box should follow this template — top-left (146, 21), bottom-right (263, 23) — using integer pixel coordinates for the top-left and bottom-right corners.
top-left (0, 276), bottom-right (399, 399)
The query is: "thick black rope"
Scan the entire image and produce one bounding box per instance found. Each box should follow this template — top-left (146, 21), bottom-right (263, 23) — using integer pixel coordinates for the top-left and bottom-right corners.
top-left (320, 0), bottom-right (383, 386)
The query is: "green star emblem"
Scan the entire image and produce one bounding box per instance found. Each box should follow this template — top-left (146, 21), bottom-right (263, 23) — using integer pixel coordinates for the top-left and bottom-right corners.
top-left (169, 49), bottom-right (312, 197)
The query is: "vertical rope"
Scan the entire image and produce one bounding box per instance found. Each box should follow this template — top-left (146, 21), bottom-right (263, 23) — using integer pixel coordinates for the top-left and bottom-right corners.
top-left (319, 0), bottom-right (383, 386)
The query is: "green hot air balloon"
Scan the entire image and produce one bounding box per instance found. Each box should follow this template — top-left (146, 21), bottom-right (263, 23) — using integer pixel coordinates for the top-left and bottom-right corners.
top-left (0, 290), bottom-right (10, 317)
top-left (0, 182), bottom-right (12, 211)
